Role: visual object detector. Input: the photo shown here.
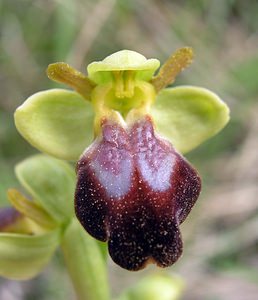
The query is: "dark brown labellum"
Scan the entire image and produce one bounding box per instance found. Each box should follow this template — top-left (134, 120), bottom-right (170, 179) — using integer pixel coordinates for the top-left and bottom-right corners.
top-left (75, 115), bottom-right (201, 271)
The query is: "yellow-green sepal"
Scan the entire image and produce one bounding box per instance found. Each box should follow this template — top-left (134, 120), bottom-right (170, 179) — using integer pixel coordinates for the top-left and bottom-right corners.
top-left (14, 89), bottom-right (94, 161)
top-left (151, 86), bottom-right (230, 153)
top-left (87, 50), bottom-right (160, 84)
top-left (0, 228), bottom-right (60, 280)
top-left (15, 155), bottom-right (76, 223)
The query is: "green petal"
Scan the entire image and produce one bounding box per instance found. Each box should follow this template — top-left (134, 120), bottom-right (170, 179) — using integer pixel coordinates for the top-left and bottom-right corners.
top-left (151, 86), bottom-right (230, 153)
top-left (151, 47), bottom-right (193, 92)
top-left (47, 63), bottom-right (95, 100)
top-left (87, 50), bottom-right (160, 84)
top-left (15, 155), bottom-right (76, 223)
top-left (0, 229), bottom-right (60, 280)
top-left (14, 89), bottom-right (94, 161)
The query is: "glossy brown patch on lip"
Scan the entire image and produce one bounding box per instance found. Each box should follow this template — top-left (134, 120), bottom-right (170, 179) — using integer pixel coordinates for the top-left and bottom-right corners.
top-left (129, 116), bottom-right (201, 224)
top-left (172, 155), bottom-right (202, 224)
top-left (75, 119), bottom-right (137, 241)
top-left (75, 115), bottom-right (201, 271)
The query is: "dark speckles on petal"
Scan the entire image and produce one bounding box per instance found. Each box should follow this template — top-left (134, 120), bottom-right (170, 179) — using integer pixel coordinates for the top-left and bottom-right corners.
top-left (75, 164), bottom-right (108, 241)
top-left (172, 156), bottom-right (201, 224)
top-left (108, 206), bottom-right (183, 270)
top-left (108, 227), bottom-right (149, 271)
top-left (75, 115), bottom-right (201, 271)
top-left (151, 219), bottom-right (182, 267)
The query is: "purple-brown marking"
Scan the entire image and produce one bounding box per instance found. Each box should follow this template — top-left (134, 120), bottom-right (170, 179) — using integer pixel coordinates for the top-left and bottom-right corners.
top-left (0, 207), bottom-right (23, 232)
top-left (75, 115), bottom-right (201, 271)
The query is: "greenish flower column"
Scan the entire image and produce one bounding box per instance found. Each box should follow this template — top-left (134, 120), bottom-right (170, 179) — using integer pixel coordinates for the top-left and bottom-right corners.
top-left (14, 48), bottom-right (229, 161)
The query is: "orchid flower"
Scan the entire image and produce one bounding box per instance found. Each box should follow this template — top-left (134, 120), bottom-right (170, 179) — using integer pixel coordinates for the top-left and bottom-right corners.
top-left (0, 155), bottom-right (108, 300)
top-left (0, 155), bottom-right (72, 280)
top-left (14, 48), bottom-right (229, 271)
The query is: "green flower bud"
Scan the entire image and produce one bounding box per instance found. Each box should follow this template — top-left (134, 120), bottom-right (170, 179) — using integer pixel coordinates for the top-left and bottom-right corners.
top-left (0, 206), bottom-right (60, 280)
top-left (117, 273), bottom-right (184, 300)
top-left (0, 155), bottom-right (76, 279)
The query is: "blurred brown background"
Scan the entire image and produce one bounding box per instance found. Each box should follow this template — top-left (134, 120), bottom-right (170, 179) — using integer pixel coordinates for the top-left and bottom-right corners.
top-left (1, 0), bottom-right (258, 299)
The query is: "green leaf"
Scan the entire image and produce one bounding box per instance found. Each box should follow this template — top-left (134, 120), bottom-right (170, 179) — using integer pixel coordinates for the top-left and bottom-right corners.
top-left (151, 86), bottom-right (230, 153)
top-left (61, 219), bottom-right (110, 300)
top-left (0, 229), bottom-right (60, 280)
top-left (14, 89), bottom-right (94, 161)
top-left (15, 155), bottom-right (76, 223)
top-left (87, 50), bottom-right (160, 84)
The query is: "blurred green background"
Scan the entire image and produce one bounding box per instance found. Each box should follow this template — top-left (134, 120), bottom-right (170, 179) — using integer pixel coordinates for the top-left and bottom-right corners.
top-left (1, 0), bottom-right (258, 299)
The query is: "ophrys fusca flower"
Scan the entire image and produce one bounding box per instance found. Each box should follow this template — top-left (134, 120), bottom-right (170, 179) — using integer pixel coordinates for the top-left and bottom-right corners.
top-left (15, 48), bottom-right (229, 270)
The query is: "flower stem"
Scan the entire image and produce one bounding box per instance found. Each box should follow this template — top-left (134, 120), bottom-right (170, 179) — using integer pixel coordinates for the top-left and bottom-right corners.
top-left (61, 218), bottom-right (110, 300)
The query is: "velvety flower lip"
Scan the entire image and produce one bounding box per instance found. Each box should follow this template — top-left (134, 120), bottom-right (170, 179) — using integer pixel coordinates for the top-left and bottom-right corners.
top-left (75, 115), bottom-right (201, 271)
